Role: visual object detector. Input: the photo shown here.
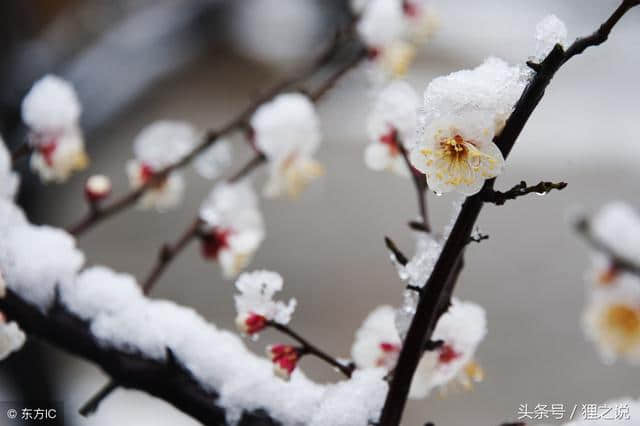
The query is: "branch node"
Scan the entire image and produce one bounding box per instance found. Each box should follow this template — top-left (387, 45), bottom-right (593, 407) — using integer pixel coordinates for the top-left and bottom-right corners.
top-left (384, 236), bottom-right (409, 266)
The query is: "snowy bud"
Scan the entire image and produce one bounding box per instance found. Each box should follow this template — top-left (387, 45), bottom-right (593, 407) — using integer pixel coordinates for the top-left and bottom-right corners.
top-left (235, 312), bottom-right (267, 335)
top-left (85, 175), bottom-right (112, 203)
top-left (266, 344), bottom-right (299, 380)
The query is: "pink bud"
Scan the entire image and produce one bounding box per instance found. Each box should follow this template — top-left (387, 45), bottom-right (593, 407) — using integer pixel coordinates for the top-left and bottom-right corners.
top-left (266, 344), bottom-right (299, 380)
top-left (85, 175), bottom-right (112, 203)
top-left (235, 312), bottom-right (267, 335)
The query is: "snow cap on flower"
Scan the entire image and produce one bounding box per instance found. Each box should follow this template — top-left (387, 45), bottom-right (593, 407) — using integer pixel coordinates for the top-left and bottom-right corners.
top-left (126, 121), bottom-right (196, 211)
top-left (422, 57), bottom-right (528, 131)
top-left (535, 14), bottom-right (568, 60)
top-left (0, 139), bottom-right (19, 200)
top-left (365, 81), bottom-right (419, 176)
top-left (583, 275), bottom-right (640, 365)
top-left (234, 270), bottom-right (296, 336)
top-left (0, 314), bottom-right (26, 361)
top-left (357, 0), bottom-right (406, 51)
top-left (132, 121), bottom-right (197, 170)
top-left (409, 110), bottom-right (504, 195)
top-left (199, 181), bottom-right (265, 278)
top-left (266, 344), bottom-right (299, 380)
top-left (251, 93), bottom-right (323, 198)
top-left (591, 202), bottom-right (640, 265)
top-left (194, 139), bottom-right (233, 180)
top-left (22, 75), bottom-right (81, 132)
top-left (85, 174), bottom-right (112, 203)
top-left (352, 299), bottom-right (486, 399)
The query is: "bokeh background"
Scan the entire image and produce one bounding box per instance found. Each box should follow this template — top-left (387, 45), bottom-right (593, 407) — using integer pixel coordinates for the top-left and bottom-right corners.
top-left (1, 0), bottom-right (639, 425)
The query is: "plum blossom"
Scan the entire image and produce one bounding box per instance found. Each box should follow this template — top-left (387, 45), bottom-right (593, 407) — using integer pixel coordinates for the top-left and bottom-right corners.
top-left (194, 139), bottom-right (233, 180)
top-left (357, 0), bottom-right (437, 80)
top-left (126, 121), bottom-right (196, 211)
top-left (199, 181), bottom-right (265, 278)
top-left (409, 111), bottom-right (504, 195)
top-left (583, 274), bottom-right (640, 365)
top-left (0, 312), bottom-right (26, 361)
top-left (535, 14), bottom-right (568, 60)
top-left (266, 344), bottom-right (300, 380)
top-left (234, 270), bottom-right (296, 336)
top-left (364, 81), bottom-right (419, 176)
top-left (250, 93), bottom-right (324, 198)
top-left (0, 139), bottom-right (19, 200)
top-left (21, 75), bottom-right (88, 183)
top-left (352, 300), bottom-right (486, 399)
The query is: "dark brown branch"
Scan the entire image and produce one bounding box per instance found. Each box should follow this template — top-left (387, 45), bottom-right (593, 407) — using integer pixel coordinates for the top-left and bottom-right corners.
top-left (483, 180), bottom-right (567, 205)
top-left (268, 321), bottom-right (355, 378)
top-left (399, 144), bottom-right (430, 233)
top-left (10, 143), bottom-right (32, 164)
top-left (142, 218), bottom-right (202, 294)
top-left (0, 289), bottom-right (278, 425)
top-left (378, 2), bottom-right (638, 424)
top-left (575, 217), bottom-right (640, 277)
top-left (384, 236), bottom-right (409, 266)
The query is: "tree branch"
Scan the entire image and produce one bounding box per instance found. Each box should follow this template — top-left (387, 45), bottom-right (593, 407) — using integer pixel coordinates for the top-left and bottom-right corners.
top-left (378, 2), bottom-right (639, 424)
top-left (0, 289), bottom-right (278, 425)
top-left (483, 180), bottom-right (567, 205)
top-left (384, 236), bottom-right (409, 266)
top-left (399, 144), bottom-right (430, 233)
top-left (575, 217), bottom-right (640, 277)
top-left (268, 321), bottom-right (355, 378)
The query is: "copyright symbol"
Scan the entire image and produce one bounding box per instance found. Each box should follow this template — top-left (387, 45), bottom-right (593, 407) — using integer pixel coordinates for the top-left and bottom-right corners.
top-left (6, 408), bottom-right (17, 419)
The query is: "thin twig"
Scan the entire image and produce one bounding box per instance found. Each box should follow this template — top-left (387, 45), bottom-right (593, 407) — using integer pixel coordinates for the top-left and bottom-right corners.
top-left (379, 2), bottom-right (639, 424)
top-left (483, 180), bottom-right (567, 205)
top-left (268, 321), bottom-right (355, 378)
top-left (66, 23), bottom-right (360, 238)
top-left (384, 236), bottom-right (409, 266)
top-left (575, 217), bottom-right (640, 277)
top-left (399, 144), bottom-right (430, 233)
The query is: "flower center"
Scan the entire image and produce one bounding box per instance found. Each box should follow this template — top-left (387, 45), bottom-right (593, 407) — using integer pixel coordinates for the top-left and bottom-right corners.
top-left (603, 304), bottom-right (640, 341)
top-left (376, 341), bottom-right (401, 368)
top-left (39, 142), bottom-right (58, 166)
top-left (379, 127), bottom-right (401, 156)
top-left (438, 344), bottom-right (461, 364)
top-left (201, 228), bottom-right (232, 260)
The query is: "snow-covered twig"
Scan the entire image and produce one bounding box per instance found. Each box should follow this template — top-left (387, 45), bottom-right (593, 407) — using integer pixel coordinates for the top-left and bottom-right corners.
top-left (483, 180), bottom-right (567, 205)
top-left (378, 2), bottom-right (640, 424)
top-left (0, 289), bottom-right (279, 426)
top-left (575, 217), bottom-right (640, 278)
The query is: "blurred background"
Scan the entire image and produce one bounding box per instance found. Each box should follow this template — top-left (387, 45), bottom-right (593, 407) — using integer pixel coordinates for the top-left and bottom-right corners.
top-left (1, 0), bottom-right (639, 424)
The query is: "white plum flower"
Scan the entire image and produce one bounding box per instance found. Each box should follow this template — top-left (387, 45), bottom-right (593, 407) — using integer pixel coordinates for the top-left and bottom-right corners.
top-left (21, 75), bottom-right (88, 183)
top-left (251, 93), bottom-right (324, 198)
top-left (234, 270), bottom-right (297, 335)
top-left (535, 14), bottom-right (568, 60)
top-left (352, 300), bottom-right (486, 399)
top-left (126, 121), bottom-right (197, 211)
top-left (365, 81), bottom-right (419, 176)
top-left (194, 139), bottom-right (233, 180)
top-left (0, 138), bottom-right (19, 200)
top-left (357, 0), bottom-right (437, 80)
top-left (583, 274), bottom-right (640, 365)
top-left (29, 127), bottom-right (88, 183)
top-left (198, 181), bottom-right (265, 278)
top-left (409, 111), bottom-right (504, 195)
top-left (0, 313), bottom-right (26, 361)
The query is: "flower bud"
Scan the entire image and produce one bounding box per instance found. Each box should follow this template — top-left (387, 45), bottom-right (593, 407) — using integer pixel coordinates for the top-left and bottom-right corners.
top-left (266, 344), bottom-right (299, 380)
top-left (235, 312), bottom-right (267, 335)
top-left (85, 174), bottom-right (112, 203)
